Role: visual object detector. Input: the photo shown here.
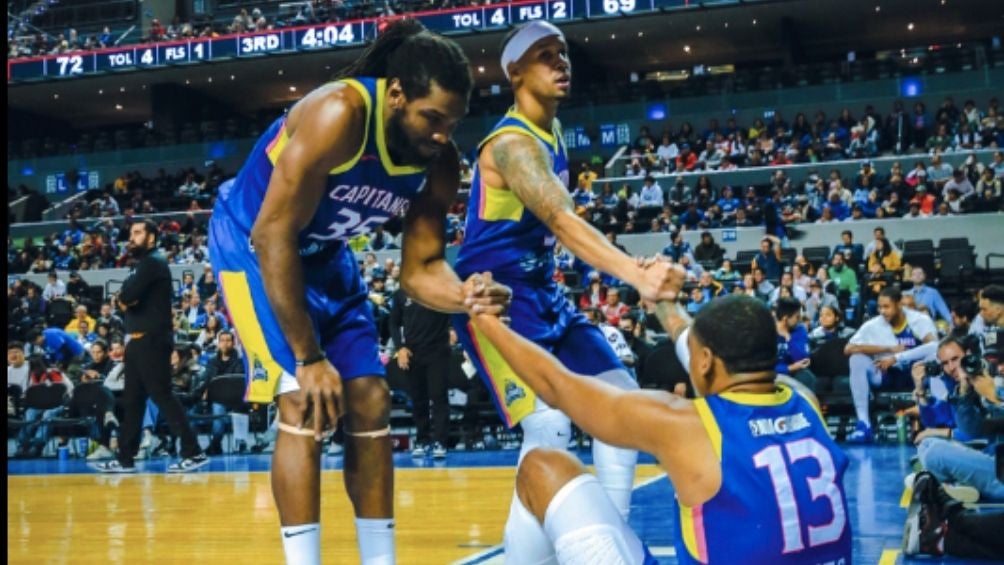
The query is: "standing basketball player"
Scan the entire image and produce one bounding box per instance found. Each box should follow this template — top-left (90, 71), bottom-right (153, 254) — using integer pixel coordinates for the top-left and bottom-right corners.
top-left (207, 21), bottom-right (510, 564)
top-left (462, 268), bottom-right (852, 564)
top-left (451, 21), bottom-right (676, 562)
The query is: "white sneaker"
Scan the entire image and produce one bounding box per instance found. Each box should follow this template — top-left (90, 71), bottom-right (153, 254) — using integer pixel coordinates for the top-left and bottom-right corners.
top-left (431, 442), bottom-right (447, 459)
top-left (91, 460), bottom-right (136, 474)
top-left (166, 453), bottom-right (210, 473)
top-left (411, 444), bottom-right (428, 458)
top-left (327, 442), bottom-right (344, 456)
top-left (87, 445), bottom-right (116, 461)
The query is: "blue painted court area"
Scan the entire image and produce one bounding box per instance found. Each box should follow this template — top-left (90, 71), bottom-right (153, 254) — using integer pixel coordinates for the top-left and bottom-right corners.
top-left (7, 445), bottom-right (1001, 564)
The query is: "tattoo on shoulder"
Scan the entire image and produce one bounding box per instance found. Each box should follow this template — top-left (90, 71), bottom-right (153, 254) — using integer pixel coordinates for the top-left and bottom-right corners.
top-left (491, 134), bottom-right (572, 225)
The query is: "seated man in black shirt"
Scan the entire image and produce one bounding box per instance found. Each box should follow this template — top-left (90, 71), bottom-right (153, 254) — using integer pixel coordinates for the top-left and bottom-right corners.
top-left (196, 330), bottom-right (246, 455)
top-left (692, 231), bottom-right (725, 266)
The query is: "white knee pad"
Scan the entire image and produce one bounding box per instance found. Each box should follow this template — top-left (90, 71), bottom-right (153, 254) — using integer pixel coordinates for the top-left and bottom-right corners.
top-left (544, 475), bottom-right (645, 565)
top-left (504, 494), bottom-right (558, 565)
top-left (554, 525), bottom-right (638, 565)
top-left (519, 408), bottom-right (572, 463)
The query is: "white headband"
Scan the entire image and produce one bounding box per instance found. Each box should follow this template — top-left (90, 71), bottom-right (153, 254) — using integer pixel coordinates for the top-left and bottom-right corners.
top-left (500, 21), bottom-right (566, 80)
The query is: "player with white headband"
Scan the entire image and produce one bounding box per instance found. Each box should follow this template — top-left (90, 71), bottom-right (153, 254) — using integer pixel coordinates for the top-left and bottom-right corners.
top-left (451, 20), bottom-right (677, 564)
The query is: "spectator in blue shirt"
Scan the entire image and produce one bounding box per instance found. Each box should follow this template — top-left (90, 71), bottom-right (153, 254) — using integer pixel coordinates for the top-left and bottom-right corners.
top-left (832, 230), bottom-right (865, 269)
top-left (908, 267), bottom-right (953, 330)
top-left (716, 185), bottom-right (740, 218)
top-left (193, 298), bottom-right (229, 330)
top-left (678, 202), bottom-right (705, 230)
top-left (661, 231), bottom-right (692, 263)
top-left (774, 297), bottom-right (816, 392)
top-left (752, 235), bottom-right (783, 280)
top-left (62, 219), bottom-right (85, 247)
top-left (823, 191), bottom-right (850, 221)
top-left (28, 327), bottom-right (88, 377)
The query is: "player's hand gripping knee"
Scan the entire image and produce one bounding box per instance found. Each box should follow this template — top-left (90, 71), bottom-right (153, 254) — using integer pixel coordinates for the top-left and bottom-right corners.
top-left (464, 272), bottom-right (512, 317)
top-left (295, 359), bottom-right (344, 440)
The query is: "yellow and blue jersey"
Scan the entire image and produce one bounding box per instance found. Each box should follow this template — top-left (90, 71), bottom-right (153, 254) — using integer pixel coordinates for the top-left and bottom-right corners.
top-left (454, 108), bottom-right (569, 285)
top-left (214, 77), bottom-right (427, 258)
top-left (451, 109), bottom-right (622, 427)
top-left (209, 77), bottom-right (426, 402)
top-left (675, 385), bottom-right (852, 564)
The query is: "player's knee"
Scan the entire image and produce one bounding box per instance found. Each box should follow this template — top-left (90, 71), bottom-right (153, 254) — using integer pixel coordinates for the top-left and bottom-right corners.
top-left (516, 448), bottom-right (586, 519)
top-left (849, 353), bottom-right (871, 373)
top-left (343, 377), bottom-right (390, 429)
top-left (917, 437), bottom-right (946, 468)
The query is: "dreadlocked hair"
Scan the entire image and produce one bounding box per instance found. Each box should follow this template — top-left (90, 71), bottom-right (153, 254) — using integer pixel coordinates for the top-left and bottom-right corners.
top-left (337, 19), bottom-right (473, 100)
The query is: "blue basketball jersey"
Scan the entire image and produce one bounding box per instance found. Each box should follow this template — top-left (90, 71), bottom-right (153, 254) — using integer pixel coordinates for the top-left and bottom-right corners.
top-left (892, 320), bottom-right (920, 350)
top-left (675, 386), bottom-right (852, 564)
top-left (214, 77), bottom-right (428, 257)
top-left (454, 108), bottom-right (569, 285)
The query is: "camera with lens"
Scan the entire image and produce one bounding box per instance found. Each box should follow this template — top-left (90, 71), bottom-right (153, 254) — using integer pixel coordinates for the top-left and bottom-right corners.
top-left (924, 359), bottom-right (944, 377)
top-left (958, 334), bottom-right (987, 377)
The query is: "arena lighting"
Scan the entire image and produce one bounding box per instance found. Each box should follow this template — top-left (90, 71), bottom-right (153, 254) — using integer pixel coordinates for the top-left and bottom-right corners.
top-left (901, 77), bottom-right (922, 97)
top-left (289, 85), bottom-right (296, 92)
top-left (477, 66), bottom-right (485, 73)
top-left (115, 104), bottom-right (123, 110)
top-left (646, 102), bottom-right (667, 121)
top-left (907, 22), bottom-right (915, 31)
top-left (119, 86), bottom-right (125, 92)
top-left (53, 94), bottom-right (58, 99)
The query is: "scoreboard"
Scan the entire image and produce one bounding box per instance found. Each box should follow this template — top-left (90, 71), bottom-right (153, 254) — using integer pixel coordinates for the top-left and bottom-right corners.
top-left (7, 0), bottom-right (741, 82)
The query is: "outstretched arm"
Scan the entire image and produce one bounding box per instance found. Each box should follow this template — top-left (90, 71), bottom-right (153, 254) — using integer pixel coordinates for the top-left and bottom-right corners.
top-left (490, 133), bottom-right (673, 302)
top-left (469, 308), bottom-right (680, 456)
top-left (400, 144), bottom-right (511, 314)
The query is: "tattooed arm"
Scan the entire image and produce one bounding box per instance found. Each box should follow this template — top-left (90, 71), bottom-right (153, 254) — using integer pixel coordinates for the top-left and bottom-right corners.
top-left (489, 133), bottom-right (671, 298)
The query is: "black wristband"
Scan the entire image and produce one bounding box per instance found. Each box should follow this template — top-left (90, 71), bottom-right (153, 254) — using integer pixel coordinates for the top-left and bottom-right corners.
top-left (295, 353), bottom-right (327, 368)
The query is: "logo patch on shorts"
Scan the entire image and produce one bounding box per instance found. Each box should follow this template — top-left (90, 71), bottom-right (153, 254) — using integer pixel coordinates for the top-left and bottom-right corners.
top-left (504, 380), bottom-right (526, 406)
top-left (251, 356), bottom-right (268, 382)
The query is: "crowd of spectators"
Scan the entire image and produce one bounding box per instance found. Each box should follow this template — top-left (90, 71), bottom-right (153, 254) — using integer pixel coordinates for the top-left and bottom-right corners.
top-left (570, 147), bottom-right (1003, 242)
top-left (7, 0), bottom-right (508, 59)
top-left (617, 96), bottom-right (1004, 175)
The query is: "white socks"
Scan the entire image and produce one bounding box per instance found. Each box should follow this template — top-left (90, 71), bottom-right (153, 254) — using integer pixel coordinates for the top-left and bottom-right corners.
top-left (592, 440), bottom-right (638, 519)
top-left (591, 369), bottom-right (639, 519)
top-left (280, 519), bottom-right (394, 565)
top-left (280, 523), bottom-right (320, 565)
top-left (355, 518), bottom-right (395, 565)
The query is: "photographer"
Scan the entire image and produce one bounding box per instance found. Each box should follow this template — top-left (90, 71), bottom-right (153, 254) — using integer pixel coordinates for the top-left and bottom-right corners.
top-left (914, 335), bottom-right (1004, 503)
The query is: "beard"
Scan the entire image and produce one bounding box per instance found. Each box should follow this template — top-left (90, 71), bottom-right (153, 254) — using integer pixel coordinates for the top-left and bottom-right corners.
top-left (128, 243), bottom-right (149, 258)
top-left (386, 109), bottom-right (439, 168)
